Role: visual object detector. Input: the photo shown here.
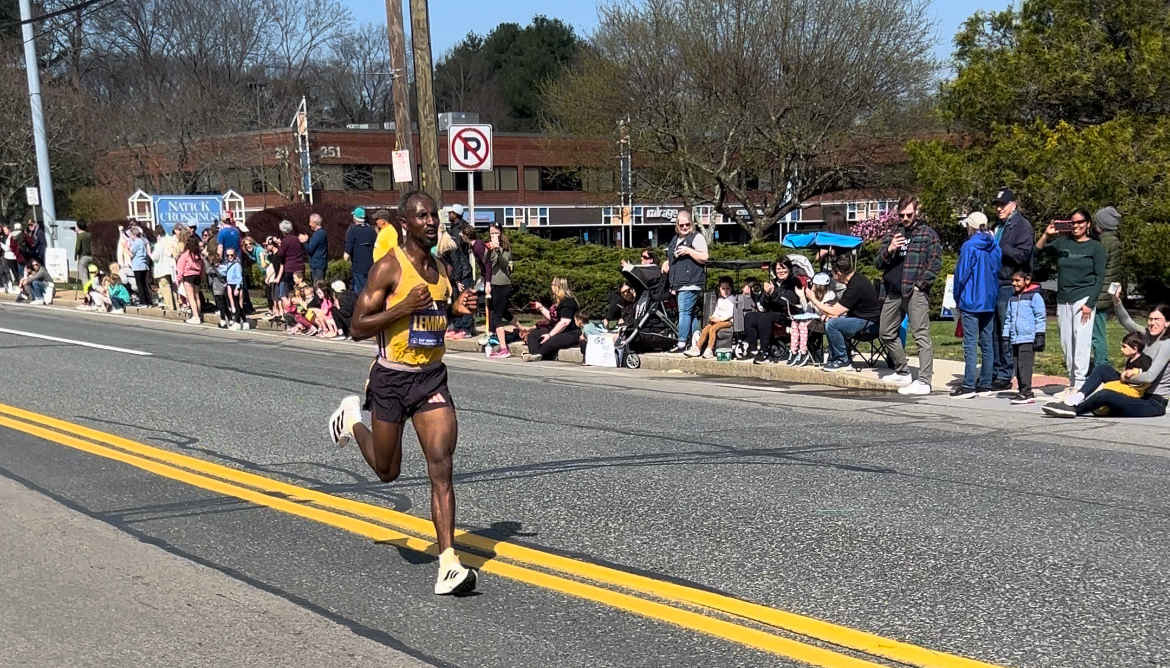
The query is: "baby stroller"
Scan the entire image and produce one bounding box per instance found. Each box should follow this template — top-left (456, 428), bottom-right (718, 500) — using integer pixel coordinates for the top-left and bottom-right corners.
top-left (614, 264), bottom-right (678, 369)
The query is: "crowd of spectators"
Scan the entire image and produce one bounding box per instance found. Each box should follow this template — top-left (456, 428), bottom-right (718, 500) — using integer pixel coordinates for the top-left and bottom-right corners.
top-left (4, 189), bottom-right (1166, 421)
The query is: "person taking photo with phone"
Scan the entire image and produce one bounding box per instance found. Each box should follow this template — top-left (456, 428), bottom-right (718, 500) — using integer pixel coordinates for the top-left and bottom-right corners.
top-left (875, 196), bottom-right (942, 396)
top-left (1036, 208), bottom-right (1106, 397)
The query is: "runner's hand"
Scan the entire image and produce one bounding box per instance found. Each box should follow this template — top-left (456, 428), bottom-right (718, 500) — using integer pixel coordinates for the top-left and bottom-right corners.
top-left (453, 288), bottom-right (477, 316)
top-left (406, 284), bottom-right (432, 311)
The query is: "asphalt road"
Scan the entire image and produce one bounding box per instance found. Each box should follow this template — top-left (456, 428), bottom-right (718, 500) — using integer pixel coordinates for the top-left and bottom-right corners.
top-left (1, 302), bottom-right (1168, 668)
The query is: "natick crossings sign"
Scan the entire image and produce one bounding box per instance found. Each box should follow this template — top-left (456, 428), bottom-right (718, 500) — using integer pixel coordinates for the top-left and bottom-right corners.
top-left (127, 190), bottom-right (245, 234)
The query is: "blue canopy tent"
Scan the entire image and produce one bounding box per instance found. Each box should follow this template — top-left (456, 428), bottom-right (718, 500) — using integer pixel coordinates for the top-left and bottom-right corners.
top-left (780, 231), bottom-right (863, 250)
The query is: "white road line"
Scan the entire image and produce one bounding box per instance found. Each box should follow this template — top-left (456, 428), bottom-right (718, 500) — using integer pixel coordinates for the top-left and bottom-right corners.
top-left (0, 328), bottom-right (153, 356)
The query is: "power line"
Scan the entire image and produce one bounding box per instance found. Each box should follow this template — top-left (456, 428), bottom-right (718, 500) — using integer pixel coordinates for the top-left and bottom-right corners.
top-left (0, 0), bottom-right (111, 30)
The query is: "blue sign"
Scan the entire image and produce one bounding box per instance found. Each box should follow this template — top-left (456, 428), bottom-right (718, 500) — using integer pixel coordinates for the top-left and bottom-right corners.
top-left (153, 195), bottom-right (223, 234)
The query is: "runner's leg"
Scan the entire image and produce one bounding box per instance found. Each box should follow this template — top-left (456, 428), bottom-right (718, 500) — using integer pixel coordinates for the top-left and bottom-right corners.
top-left (412, 406), bottom-right (457, 552)
top-left (352, 417), bottom-right (405, 483)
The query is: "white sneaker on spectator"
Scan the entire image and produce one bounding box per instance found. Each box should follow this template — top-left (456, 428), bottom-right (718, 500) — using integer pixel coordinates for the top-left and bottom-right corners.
top-left (1052, 387), bottom-right (1074, 400)
top-left (885, 372), bottom-right (913, 386)
top-left (185, 316), bottom-right (201, 325)
top-left (111, 308), bottom-right (125, 314)
top-left (30, 299), bottom-right (44, 305)
top-left (229, 322), bottom-right (242, 331)
top-left (242, 321), bottom-right (251, 331)
top-left (683, 346), bottom-right (701, 357)
top-left (701, 349), bottom-right (714, 359)
top-left (329, 395), bottom-right (362, 448)
top-left (898, 380), bottom-right (932, 396)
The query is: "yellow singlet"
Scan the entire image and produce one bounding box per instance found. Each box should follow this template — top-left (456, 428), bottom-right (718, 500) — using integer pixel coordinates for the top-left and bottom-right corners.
top-left (372, 223), bottom-right (399, 262)
top-left (376, 247), bottom-right (451, 369)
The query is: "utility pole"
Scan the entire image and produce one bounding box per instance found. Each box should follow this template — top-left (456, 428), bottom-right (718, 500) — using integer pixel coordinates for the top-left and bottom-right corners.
top-left (618, 116), bottom-right (632, 249)
top-left (384, 0), bottom-right (416, 195)
top-left (409, 0), bottom-right (442, 206)
top-left (19, 0), bottom-right (57, 243)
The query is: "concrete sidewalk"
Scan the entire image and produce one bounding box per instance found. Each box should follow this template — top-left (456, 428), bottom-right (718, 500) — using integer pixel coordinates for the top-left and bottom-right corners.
top-left (2, 291), bottom-right (1069, 395)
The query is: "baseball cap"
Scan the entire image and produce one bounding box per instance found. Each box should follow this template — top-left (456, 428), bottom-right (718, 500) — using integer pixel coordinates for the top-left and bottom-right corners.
top-left (960, 211), bottom-right (988, 230)
top-left (352, 207), bottom-right (366, 219)
top-left (451, 203), bottom-right (465, 216)
top-left (992, 188), bottom-right (1016, 205)
top-left (812, 273), bottom-right (831, 286)
top-left (331, 280), bottom-right (346, 292)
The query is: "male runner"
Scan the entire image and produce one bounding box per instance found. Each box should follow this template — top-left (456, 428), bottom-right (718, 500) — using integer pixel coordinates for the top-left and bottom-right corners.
top-left (329, 190), bottom-right (479, 595)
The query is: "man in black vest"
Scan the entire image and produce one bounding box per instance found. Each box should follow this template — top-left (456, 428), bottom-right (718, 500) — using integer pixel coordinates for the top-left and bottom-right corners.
top-left (664, 210), bottom-right (709, 353)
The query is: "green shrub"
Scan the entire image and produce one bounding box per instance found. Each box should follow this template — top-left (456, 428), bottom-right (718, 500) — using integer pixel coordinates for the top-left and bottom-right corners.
top-left (326, 259), bottom-right (351, 286)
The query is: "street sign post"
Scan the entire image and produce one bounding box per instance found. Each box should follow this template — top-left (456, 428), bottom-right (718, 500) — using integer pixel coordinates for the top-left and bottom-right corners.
top-left (448, 124), bottom-right (493, 337)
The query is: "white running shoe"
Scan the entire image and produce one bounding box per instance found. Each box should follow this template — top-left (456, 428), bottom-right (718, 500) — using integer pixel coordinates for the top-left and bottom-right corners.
top-left (30, 299), bottom-right (44, 305)
top-left (228, 322), bottom-right (242, 330)
top-left (683, 346), bottom-right (701, 357)
top-left (186, 316), bottom-right (201, 325)
top-left (242, 321), bottom-right (251, 331)
top-left (434, 549), bottom-right (478, 595)
top-left (885, 372), bottom-right (913, 386)
top-left (898, 380), bottom-right (932, 396)
top-left (329, 395), bottom-right (362, 448)
top-left (1051, 387), bottom-right (1074, 401)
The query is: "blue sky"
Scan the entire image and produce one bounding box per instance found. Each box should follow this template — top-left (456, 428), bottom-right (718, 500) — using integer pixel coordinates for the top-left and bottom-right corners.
top-left (346, 0), bottom-right (1014, 64)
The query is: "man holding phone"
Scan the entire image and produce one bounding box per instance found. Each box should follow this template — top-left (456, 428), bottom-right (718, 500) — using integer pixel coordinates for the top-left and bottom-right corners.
top-left (991, 188), bottom-right (1035, 390)
top-left (876, 196), bottom-right (942, 396)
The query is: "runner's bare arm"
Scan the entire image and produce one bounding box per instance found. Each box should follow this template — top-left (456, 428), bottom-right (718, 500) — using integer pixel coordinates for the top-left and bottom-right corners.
top-left (350, 253), bottom-right (427, 341)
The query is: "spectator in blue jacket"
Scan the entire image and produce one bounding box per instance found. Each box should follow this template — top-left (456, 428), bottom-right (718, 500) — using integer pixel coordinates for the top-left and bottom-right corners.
top-left (1003, 268), bottom-right (1047, 404)
top-left (951, 212), bottom-right (1001, 398)
top-left (343, 208), bottom-right (376, 295)
top-left (303, 214), bottom-right (329, 283)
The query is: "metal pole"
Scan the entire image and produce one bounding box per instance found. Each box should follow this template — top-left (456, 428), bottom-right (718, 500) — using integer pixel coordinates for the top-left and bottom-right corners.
top-left (409, 0), bottom-right (442, 207)
top-left (384, 0), bottom-right (415, 194)
top-left (19, 0), bottom-right (57, 243)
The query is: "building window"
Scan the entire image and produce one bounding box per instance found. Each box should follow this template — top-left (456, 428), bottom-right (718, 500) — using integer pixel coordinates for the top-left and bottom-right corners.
top-left (372, 166), bottom-right (394, 191)
top-left (602, 206), bottom-right (615, 224)
top-left (526, 207), bottom-right (548, 226)
top-left (497, 167), bottom-right (518, 191)
top-left (538, 167), bottom-right (582, 192)
top-left (694, 205), bottom-right (713, 226)
top-left (315, 165), bottom-right (344, 190)
top-left (343, 165), bottom-right (373, 191)
top-left (504, 207), bottom-right (521, 227)
top-left (846, 202), bottom-right (860, 221)
top-left (631, 206), bottom-right (644, 225)
top-left (523, 167), bottom-right (540, 191)
top-left (481, 169), bottom-right (499, 191)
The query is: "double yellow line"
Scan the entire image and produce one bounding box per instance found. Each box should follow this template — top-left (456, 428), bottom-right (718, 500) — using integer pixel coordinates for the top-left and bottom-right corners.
top-left (0, 403), bottom-right (1006, 668)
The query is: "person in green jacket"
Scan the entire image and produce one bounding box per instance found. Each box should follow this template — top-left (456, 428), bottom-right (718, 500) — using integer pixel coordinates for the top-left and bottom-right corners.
top-left (1036, 208), bottom-right (1106, 394)
top-left (1091, 206), bottom-right (1123, 369)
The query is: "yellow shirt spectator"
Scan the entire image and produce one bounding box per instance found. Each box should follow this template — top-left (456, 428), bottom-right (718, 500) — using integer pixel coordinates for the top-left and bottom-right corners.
top-left (372, 222), bottom-right (399, 262)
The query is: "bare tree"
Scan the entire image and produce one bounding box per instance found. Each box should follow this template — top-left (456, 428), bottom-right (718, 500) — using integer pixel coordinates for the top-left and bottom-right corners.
top-left (545, 0), bottom-right (939, 240)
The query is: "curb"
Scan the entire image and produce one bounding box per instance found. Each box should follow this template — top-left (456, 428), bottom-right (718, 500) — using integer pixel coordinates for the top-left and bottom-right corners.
top-left (445, 338), bottom-right (898, 391)
top-left (4, 292), bottom-right (898, 392)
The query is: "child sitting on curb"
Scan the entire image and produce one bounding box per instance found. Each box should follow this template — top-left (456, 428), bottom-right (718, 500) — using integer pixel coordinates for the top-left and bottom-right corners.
top-left (686, 276), bottom-right (735, 359)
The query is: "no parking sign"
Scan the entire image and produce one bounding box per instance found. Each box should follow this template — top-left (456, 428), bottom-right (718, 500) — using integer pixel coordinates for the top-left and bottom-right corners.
top-left (448, 125), bottom-right (493, 173)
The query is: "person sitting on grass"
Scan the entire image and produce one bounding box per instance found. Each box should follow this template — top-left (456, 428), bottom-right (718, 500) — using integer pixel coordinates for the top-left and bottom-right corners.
top-left (331, 279), bottom-right (356, 338)
top-left (1043, 302), bottom-right (1169, 419)
top-left (524, 277), bottom-right (582, 362)
top-left (311, 281), bottom-right (342, 339)
top-left (686, 276), bottom-right (735, 359)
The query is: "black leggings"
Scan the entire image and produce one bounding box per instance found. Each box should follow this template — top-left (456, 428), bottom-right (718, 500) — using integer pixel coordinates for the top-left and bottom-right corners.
top-left (743, 312), bottom-right (785, 351)
top-left (134, 269), bottom-right (152, 306)
top-left (526, 327), bottom-right (580, 360)
top-left (489, 283), bottom-right (514, 329)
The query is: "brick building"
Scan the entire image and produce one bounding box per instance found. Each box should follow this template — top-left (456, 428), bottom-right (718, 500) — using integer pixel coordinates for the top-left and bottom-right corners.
top-left (96, 126), bottom-right (908, 245)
